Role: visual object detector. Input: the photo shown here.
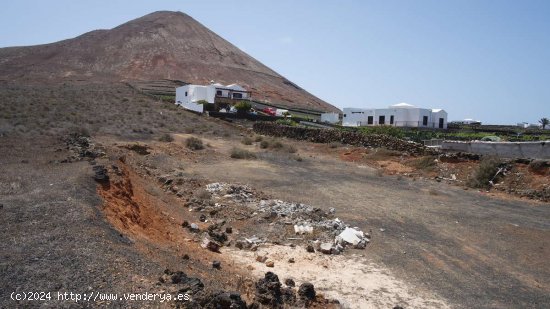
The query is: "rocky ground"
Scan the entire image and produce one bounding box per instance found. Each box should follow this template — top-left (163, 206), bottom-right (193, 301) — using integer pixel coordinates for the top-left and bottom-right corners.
top-left (1, 83), bottom-right (549, 308)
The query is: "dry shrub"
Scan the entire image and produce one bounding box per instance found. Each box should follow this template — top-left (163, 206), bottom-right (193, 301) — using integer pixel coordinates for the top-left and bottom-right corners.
top-left (528, 160), bottom-right (549, 175)
top-left (158, 133), bottom-right (173, 142)
top-left (230, 147), bottom-right (256, 159)
top-left (271, 141), bottom-right (284, 149)
top-left (260, 140), bottom-right (270, 149)
top-left (241, 137), bottom-right (253, 145)
top-left (467, 156), bottom-right (503, 189)
top-left (285, 145), bottom-right (297, 153)
top-left (185, 137), bottom-right (204, 150)
top-left (410, 156), bottom-right (437, 171)
top-left (126, 143), bottom-right (150, 155)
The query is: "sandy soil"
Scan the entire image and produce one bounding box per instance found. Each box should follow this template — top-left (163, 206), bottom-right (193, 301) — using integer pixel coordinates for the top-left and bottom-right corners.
top-left (227, 244), bottom-right (450, 309)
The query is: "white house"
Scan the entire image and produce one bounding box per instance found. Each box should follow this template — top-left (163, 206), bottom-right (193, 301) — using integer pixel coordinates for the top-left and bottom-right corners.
top-left (341, 108), bottom-right (375, 127)
top-left (175, 82), bottom-right (250, 113)
top-left (342, 103), bottom-right (447, 129)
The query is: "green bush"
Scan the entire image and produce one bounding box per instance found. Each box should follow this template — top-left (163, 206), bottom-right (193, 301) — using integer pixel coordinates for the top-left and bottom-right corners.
top-left (230, 147), bottom-right (256, 159)
top-left (275, 119), bottom-right (297, 126)
top-left (185, 137), bottom-right (204, 150)
top-left (358, 126), bottom-right (405, 138)
top-left (467, 156), bottom-right (503, 189)
top-left (196, 100), bottom-right (209, 105)
top-left (234, 101), bottom-right (252, 113)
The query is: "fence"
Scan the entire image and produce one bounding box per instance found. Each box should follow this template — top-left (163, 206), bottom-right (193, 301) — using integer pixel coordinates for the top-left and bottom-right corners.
top-left (441, 140), bottom-right (550, 159)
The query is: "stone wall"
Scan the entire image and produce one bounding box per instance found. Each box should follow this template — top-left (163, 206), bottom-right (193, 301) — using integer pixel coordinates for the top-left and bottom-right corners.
top-left (252, 122), bottom-right (433, 155)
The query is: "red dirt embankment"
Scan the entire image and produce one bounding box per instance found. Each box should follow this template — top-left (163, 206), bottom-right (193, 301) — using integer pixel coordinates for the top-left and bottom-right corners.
top-left (97, 160), bottom-right (174, 245)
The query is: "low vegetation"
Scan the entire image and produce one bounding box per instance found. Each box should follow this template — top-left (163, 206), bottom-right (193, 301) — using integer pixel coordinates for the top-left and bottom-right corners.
top-left (234, 101), bottom-right (251, 113)
top-left (528, 160), bottom-right (549, 175)
top-left (356, 126), bottom-right (405, 138)
top-left (258, 139), bottom-right (297, 153)
top-left (185, 137), bottom-right (204, 150)
top-left (158, 133), bottom-right (174, 142)
top-left (467, 156), bottom-right (504, 189)
top-left (409, 156), bottom-right (437, 171)
top-left (230, 147), bottom-right (256, 159)
top-left (275, 118), bottom-right (297, 126)
top-left (241, 136), bottom-right (253, 145)
top-left (125, 143), bottom-right (150, 155)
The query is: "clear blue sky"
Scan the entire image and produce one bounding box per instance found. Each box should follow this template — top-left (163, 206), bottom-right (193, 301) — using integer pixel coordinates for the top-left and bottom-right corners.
top-left (1, 1), bottom-right (549, 124)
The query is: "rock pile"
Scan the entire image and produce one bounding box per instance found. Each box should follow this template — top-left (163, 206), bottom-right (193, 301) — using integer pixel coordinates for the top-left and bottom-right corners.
top-left (205, 182), bottom-right (370, 254)
top-left (159, 269), bottom-right (248, 308)
top-left (63, 132), bottom-right (105, 162)
top-left (92, 165), bottom-right (109, 184)
top-left (253, 122), bottom-right (434, 155)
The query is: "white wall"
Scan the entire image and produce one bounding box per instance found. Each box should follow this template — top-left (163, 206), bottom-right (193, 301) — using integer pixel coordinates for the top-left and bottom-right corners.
top-left (343, 106), bottom-right (447, 128)
top-left (342, 108), bottom-right (375, 126)
top-left (321, 113), bottom-right (340, 124)
top-left (175, 85), bottom-right (214, 113)
top-left (442, 141), bottom-right (550, 159)
top-left (431, 110), bottom-right (448, 129)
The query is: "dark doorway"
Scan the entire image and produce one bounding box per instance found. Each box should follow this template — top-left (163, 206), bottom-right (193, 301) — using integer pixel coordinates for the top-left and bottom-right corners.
top-left (367, 116), bottom-right (373, 125)
top-left (439, 118), bottom-right (444, 128)
top-left (423, 116), bottom-right (428, 126)
top-left (379, 115), bottom-right (385, 125)
top-left (390, 115), bottom-right (394, 125)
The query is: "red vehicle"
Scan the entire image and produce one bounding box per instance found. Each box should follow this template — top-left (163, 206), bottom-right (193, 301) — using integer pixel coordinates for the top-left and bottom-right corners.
top-left (262, 107), bottom-right (276, 116)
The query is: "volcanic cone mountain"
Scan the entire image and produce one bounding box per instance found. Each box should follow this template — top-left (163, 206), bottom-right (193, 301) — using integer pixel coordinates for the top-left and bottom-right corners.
top-left (0, 11), bottom-right (339, 113)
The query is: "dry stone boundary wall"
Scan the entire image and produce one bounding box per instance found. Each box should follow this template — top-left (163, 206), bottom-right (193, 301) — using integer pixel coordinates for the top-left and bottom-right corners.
top-left (253, 122), bottom-right (434, 156)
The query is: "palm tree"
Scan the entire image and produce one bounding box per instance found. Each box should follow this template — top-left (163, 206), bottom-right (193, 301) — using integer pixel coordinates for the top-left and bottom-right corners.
top-left (539, 117), bottom-right (549, 130)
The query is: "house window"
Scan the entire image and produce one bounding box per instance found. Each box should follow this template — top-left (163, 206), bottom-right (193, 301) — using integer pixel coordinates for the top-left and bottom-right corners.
top-left (185, 91), bottom-right (188, 96)
top-left (233, 93), bottom-right (243, 99)
top-left (439, 118), bottom-right (444, 128)
top-left (390, 115), bottom-right (394, 125)
top-left (379, 115), bottom-right (385, 125)
top-left (423, 116), bottom-right (428, 126)
top-left (216, 90), bottom-right (222, 96)
top-left (367, 116), bottom-right (373, 125)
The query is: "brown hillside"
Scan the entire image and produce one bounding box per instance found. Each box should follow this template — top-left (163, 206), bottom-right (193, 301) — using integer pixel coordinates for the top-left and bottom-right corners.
top-left (0, 11), bottom-right (339, 113)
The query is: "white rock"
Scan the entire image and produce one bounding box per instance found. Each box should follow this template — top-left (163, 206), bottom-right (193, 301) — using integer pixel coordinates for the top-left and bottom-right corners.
top-left (338, 227), bottom-right (362, 246)
top-left (320, 243), bottom-right (333, 254)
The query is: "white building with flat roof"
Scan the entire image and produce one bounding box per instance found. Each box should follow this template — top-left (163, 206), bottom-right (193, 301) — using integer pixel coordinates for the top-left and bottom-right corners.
top-left (175, 83), bottom-right (251, 113)
top-left (342, 103), bottom-right (447, 129)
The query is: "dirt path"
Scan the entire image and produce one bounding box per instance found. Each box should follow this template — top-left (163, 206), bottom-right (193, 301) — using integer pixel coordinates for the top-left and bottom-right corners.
top-left (184, 137), bottom-right (550, 308)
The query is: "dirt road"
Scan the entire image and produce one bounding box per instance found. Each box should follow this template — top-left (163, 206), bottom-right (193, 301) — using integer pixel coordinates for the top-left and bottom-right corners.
top-left (184, 137), bottom-right (550, 308)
